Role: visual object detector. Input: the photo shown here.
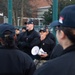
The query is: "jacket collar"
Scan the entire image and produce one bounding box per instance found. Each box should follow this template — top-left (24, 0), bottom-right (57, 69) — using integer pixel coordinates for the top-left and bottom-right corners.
top-left (62, 44), bottom-right (75, 55)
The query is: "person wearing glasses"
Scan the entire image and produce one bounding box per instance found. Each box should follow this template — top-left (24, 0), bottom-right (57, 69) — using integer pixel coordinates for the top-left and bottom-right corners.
top-left (33, 5), bottom-right (75, 75)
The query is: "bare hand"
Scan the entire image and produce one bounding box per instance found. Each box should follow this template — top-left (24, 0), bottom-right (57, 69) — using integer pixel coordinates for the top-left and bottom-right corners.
top-left (40, 53), bottom-right (48, 58)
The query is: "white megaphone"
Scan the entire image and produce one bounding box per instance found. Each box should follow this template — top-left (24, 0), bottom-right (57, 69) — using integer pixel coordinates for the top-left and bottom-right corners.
top-left (31, 46), bottom-right (47, 55)
top-left (31, 46), bottom-right (39, 55)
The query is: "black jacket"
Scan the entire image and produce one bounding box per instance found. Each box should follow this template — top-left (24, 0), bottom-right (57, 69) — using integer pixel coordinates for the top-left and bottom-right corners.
top-left (50, 44), bottom-right (63, 59)
top-left (47, 32), bottom-right (56, 44)
top-left (0, 46), bottom-right (36, 75)
top-left (33, 44), bottom-right (75, 75)
top-left (17, 29), bottom-right (40, 59)
top-left (36, 34), bottom-right (56, 60)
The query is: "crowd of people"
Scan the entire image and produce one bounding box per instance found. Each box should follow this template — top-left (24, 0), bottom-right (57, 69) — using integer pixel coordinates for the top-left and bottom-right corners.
top-left (0, 4), bottom-right (75, 75)
top-left (15, 19), bottom-right (56, 61)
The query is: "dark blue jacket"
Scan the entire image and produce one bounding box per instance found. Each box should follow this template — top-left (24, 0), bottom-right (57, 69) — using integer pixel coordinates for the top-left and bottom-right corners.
top-left (50, 44), bottom-right (63, 59)
top-left (0, 47), bottom-right (36, 75)
top-left (33, 44), bottom-right (75, 75)
top-left (17, 29), bottom-right (40, 59)
top-left (47, 32), bottom-right (56, 44)
top-left (36, 34), bottom-right (55, 60)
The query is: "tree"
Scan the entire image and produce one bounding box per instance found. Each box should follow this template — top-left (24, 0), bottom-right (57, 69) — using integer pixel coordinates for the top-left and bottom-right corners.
top-left (43, 0), bottom-right (75, 25)
top-left (43, 6), bottom-right (52, 25)
top-left (42, 0), bottom-right (52, 25)
top-left (13, 0), bottom-right (32, 26)
top-left (0, 0), bottom-right (33, 26)
top-left (0, 0), bottom-right (8, 16)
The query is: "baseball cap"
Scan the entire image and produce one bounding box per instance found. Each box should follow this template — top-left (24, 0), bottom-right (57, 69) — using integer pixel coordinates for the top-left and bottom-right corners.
top-left (50, 5), bottom-right (75, 28)
top-left (0, 23), bottom-right (15, 38)
top-left (39, 28), bottom-right (46, 32)
top-left (27, 19), bottom-right (34, 24)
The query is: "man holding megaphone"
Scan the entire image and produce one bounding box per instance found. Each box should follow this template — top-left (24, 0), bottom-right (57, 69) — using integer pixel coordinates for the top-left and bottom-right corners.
top-left (31, 28), bottom-right (56, 68)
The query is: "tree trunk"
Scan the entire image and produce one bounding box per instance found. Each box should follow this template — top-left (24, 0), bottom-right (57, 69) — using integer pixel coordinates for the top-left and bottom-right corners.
top-left (20, 0), bottom-right (24, 26)
top-left (13, 11), bottom-right (16, 26)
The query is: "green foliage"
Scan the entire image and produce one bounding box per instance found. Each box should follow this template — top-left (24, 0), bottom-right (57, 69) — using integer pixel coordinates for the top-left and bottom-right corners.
top-left (43, 0), bottom-right (75, 25)
top-left (43, 6), bottom-right (52, 25)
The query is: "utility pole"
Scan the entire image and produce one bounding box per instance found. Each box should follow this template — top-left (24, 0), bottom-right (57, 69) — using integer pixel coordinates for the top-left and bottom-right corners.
top-left (53, 0), bottom-right (58, 21)
top-left (52, 0), bottom-right (58, 43)
top-left (8, 0), bottom-right (12, 24)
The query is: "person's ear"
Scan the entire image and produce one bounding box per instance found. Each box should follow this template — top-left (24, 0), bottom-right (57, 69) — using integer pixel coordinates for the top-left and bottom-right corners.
top-left (60, 30), bottom-right (65, 39)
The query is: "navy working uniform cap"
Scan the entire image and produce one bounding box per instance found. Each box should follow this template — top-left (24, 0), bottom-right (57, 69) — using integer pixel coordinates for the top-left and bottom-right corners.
top-left (0, 23), bottom-right (15, 38)
top-left (39, 28), bottom-right (46, 32)
top-left (50, 5), bottom-right (75, 28)
top-left (27, 19), bottom-right (34, 24)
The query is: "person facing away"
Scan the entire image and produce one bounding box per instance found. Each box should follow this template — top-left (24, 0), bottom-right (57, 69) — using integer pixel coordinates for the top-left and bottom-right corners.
top-left (17, 19), bottom-right (40, 59)
top-left (0, 23), bottom-right (36, 75)
top-left (33, 5), bottom-right (75, 75)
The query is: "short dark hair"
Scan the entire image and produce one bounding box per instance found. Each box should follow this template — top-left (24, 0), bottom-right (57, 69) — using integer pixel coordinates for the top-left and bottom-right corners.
top-left (24, 22), bottom-right (27, 25)
top-left (2, 30), bottom-right (15, 48)
top-left (57, 26), bottom-right (75, 43)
